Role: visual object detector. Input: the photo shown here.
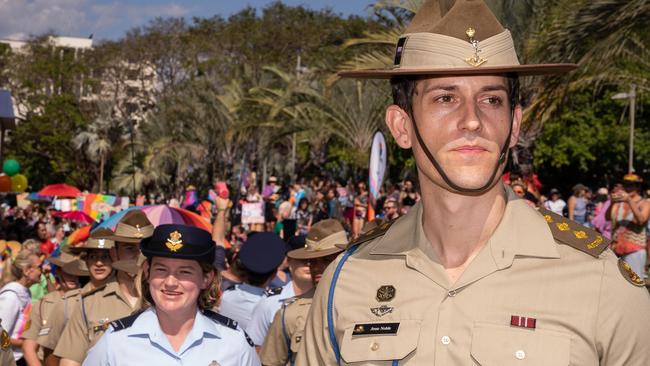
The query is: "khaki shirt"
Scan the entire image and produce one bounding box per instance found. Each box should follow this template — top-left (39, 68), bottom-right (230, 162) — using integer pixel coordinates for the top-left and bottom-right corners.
top-left (1, 320), bottom-right (16, 366)
top-left (38, 286), bottom-right (85, 351)
top-left (54, 279), bottom-right (140, 363)
top-left (297, 197), bottom-right (650, 365)
top-left (22, 290), bottom-right (63, 343)
top-left (261, 289), bottom-right (314, 366)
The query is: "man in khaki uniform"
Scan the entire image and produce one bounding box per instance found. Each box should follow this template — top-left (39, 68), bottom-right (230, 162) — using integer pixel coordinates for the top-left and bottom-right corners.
top-left (297, 1), bottom-right (650, 365)
top-left (1, 319), bottom-right (17, 366)
top-left (39, 236), bottom-right (114, 366)
top-left (55, 211), bottom-right (153, 366)
top-left (261, 219), bottom-right (347, 365)
top-left (21, 253), bottom-right (87, 365)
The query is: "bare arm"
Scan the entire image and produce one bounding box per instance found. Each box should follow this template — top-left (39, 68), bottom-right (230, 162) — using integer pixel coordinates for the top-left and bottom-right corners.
top-left (211, 197), bottom-right (230, 247)
top-left (22, 339), bottom-right (42, 366)
top-left (567, 196), bottom-right (576, 220)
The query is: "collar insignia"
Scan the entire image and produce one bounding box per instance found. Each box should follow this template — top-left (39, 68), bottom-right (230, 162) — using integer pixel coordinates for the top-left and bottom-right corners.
top-left (166, 231), bottom-right (183, 252)
top-left (465, 27), bottom-right (487, 67)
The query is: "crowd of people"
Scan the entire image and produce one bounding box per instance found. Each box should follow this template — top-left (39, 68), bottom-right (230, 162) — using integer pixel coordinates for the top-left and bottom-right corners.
top-left (0, 168), bottom-right (648, 365)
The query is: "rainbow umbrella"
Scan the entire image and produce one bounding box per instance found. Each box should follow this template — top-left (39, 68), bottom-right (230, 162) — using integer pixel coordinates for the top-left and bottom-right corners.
top-left (53, 210), bottom-right (96, 224)
top-left (93, 205), bottom-right (212, 233)
top-left (62, 225), bottom-right (92, 247)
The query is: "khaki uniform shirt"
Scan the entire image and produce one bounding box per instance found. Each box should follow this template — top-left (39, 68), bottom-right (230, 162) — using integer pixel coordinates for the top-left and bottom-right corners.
top-left (38, 286), bottom-right (85, 351)
top-left (54, 279), bottom-right (140, 363)
top-left (22, 290), bottom-right (63, 343)
top-left (297, 196), bottom-right (650, 365)
top-left (261, 289), bottom-right (314, 366)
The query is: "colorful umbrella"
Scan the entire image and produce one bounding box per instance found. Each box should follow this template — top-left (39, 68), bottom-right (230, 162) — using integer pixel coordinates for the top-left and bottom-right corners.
top-left (53, 210), bottom-right (96, 224)
top-left (38, 183), bottom-right (81, 197)
top-left (93, 205), bottom-right (212, 233)
top-left (62, 225), bottom-right (91, 247)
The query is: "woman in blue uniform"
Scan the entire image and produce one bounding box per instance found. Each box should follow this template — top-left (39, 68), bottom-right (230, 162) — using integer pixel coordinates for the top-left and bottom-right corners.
top-left (83, 224), bottom-right (260, 365)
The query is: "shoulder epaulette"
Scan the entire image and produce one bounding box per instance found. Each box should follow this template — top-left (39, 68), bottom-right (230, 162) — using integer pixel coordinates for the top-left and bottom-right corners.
top-left (110, 310), bottom-right (144, 332)
top-left (346, 218), bottom-right (396, 249)
top-left (202, 310), bottom-right (254, 347)
top-left (538, 208), bottom-right (610, 258)
top-left (282, 296), bottom-right (299, 307)
top-left (63, 288), bottom-right (82, 299)
top-left (265, 287), bottom-right (283, 297)
top-left (202, 309), bottom-right (240, 330)
top-left (224, 284), bottom-right (236, 291)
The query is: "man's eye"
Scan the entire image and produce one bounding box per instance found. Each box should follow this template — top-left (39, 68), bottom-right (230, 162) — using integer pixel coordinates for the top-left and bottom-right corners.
top-left (485, 96), bottom-right (502, 105)
top-left (435, 95), bottom-right (454, 103)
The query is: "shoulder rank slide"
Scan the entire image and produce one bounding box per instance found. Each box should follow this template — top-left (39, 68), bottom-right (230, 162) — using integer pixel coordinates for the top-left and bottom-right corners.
top-left (618, 259), bottom-right (646, 287)
top-left (202, 309), bottom-right (239, 330)
top-left (346, 218), bottom-right (396, 249)
top-left (538, 208), bottom-right (609, 258)
top-left (202, 310), bottom-right (254, 347)
top-left (265, 287), bottom-right (283, 297)
top-left (110, 311), bottom-right (144, 332)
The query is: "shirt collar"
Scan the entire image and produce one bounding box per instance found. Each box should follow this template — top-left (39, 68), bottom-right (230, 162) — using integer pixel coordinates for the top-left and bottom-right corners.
top-left (239, 283), bottom-right (267, 296)
top-left (369, 185), bottom-right (560, 262)
top-left (128, 308), bottom-right (221, 355)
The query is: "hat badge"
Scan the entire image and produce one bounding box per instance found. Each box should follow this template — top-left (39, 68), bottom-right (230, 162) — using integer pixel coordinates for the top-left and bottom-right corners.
top-left (134, 224), bottom-right (144, 238)
top-left (465, 27), bottom-right (486, 67)
top-left (166, 231), bottom-right (183, 252)
top-left (98, 239), bottom-right (105, 248)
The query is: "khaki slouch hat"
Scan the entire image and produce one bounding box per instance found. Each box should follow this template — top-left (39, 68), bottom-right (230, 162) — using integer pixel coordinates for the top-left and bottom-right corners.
top-left (340, 0), bottom-right (576, 78)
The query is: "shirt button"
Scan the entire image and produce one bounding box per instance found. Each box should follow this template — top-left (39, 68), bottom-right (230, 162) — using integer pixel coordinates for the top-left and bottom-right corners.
top-left (448, 290), bottom-right (457, 297)
top-left (441, 336), bottom-right (451, 345)
top-left (370, 342), bottom-right (379, 351)
top-left (515, 350), bottom-right (526, 360)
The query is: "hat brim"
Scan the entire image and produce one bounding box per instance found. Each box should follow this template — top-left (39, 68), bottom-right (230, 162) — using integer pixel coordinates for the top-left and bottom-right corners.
top-left (339, 63), bottom-right (577, 79)
top-left (287, 246), bottom-right (343, 260)
top-left (97, 234), bottom-right (143, 244)
top-left (50, 257), bottom-right (89, 277)
top-left (141, 246), bottom-right (215, 265)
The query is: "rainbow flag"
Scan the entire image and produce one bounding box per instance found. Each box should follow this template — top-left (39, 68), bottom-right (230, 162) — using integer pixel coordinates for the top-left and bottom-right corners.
top-left (79, 194), bottom-right (119, 221)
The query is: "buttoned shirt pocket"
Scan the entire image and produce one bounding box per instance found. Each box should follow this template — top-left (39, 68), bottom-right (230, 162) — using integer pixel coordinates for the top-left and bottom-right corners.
top-left (340, 320), bottom-right (420, 363)
top-left (471, 322), bottom-right (570, 366)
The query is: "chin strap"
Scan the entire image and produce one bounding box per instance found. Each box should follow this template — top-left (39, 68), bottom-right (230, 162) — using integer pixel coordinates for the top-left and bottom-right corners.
top-left (408, 105), bottom-right (514, 194)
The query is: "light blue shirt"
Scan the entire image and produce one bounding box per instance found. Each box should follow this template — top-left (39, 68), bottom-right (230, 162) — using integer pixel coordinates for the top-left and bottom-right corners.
top-left (82, 308), bottom-right (260, 366)
top-left (218, 283), bottom-right (266, 330)
top-left (246, 281), bottom-right (296, 345)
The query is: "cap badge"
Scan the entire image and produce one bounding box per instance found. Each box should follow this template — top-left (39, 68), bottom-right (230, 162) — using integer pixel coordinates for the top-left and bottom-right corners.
top-left (166, 231), bottom-right (183, 252)
top-left (134, 224), bottom-right (144, 238)
top-left (464, 27), bottom-right (486, 67)
top-left (376, 285), bottom-right (396, 302)
top-left (98, 239), bottom-right (105, 248)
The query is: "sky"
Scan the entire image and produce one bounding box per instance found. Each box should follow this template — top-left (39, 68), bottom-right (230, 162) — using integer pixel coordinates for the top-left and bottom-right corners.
top-left (0, 0), bottom-right (372, 41)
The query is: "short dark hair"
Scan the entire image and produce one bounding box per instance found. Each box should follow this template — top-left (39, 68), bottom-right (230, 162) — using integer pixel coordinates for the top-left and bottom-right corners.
top-left (390, 73), bottom-right (520, 117)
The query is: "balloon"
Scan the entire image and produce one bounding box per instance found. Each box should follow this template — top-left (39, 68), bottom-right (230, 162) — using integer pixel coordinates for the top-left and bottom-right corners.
top-left (10, 174), bottom-right (27, 193)
top-left (2, 159), bottom-right (20, 176)
top-left (0, 175), bottom-right (10, 192)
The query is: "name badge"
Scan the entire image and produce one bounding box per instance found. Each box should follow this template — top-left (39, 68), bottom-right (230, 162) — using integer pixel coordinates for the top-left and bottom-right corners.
top-left (352, 322), bottom-right (400, 336)
top-left (38, 327), bottom-right (50, 336)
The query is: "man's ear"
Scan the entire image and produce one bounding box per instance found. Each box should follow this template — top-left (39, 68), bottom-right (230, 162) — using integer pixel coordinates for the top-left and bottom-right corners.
top-left (142, 260), bottom-right (150, 280)
top-left (509, 105), bottom-right (523, 148)
top-left (386, 105), bottom-right (413, 149)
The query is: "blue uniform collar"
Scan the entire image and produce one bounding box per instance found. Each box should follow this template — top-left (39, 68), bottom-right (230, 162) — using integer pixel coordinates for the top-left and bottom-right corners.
top-left (127, 308), bottom-right (222, 356)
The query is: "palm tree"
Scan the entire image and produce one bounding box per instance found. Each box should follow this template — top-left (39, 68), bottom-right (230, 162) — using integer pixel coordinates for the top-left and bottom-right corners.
top-left (72, 101), bottom-right (122, 192)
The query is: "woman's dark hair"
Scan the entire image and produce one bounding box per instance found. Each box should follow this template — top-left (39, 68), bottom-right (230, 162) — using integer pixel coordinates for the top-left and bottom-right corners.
top-left (234, 257), bottom-right (276, 287)
top-left (390, 73), bottom-right (520, 117)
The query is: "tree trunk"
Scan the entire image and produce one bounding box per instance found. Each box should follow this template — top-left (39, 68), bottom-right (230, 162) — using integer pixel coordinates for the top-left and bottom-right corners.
top-left (99, 154), bottom-right (105, 193)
